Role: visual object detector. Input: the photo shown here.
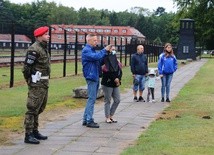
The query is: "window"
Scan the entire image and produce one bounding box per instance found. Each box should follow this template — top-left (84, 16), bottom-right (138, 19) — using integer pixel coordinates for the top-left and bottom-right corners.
top-left (122, 29), bottom-right (127, 33)
top-left (81, 29), bottom-right (87, 32)
top-left (183, 46), bottom-right (189, 53)
top-left (79, 35), bottom-right (83, 40)
top-left (16, 43), bottom-right (19, 47)
top-left (58, 27), bottom-right (63, 31)
top-left (22, 43), bottom-right (25, 47)
top-left (189, 23), bottom-right (193, 29)
top-left (89, 29), bottom-right (95, 32)
top-left (58, 35), bottom-right (62, 39)
top-left (97, 29), bottom-right (103, 33)
top-left (74, 28), bottom-right (79, 32)
top-left (67, 35), bottom-right (70, 39)
top-left (182, 22), bottom-right (185, 29)
top-left (104, 29), bottom-right (111, 33)
top-left (58, 45), bottom-right (61, 48)
top-left (114, 29), bottom-right (119, 33)
top-left (3, 43), bottom-right (6, 47)
top-left (127, 37), bottom-right (131, 41)
top-left (66, 28), bottom-right (71, 32)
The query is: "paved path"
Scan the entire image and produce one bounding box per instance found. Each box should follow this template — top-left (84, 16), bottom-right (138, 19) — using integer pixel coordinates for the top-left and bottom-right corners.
top-left (0, 59), bottom-right (207, 155)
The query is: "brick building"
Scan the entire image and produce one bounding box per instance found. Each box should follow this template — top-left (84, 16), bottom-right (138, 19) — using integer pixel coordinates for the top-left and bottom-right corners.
top-left (0, 34), bottom-right (31, 49)
top-left (0, 25), bottom-right (145, 51)
top-left (50, 24), bottom-right (145, 49)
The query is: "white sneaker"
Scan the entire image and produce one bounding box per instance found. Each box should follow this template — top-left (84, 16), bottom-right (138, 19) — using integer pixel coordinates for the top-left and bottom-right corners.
top-left (149, 100), bottom-right (153, 103)
top-left (152, 99), bottom-right (156, 103)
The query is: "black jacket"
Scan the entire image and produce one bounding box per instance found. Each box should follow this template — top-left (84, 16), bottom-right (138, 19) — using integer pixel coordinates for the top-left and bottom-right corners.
top-left (131, 53), bottom-right (148, 75)
top-left (101, 54), bottom-right (122, 87)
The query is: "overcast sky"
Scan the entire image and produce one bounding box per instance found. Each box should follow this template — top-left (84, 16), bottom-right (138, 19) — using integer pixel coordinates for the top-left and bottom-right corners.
top-left (9, 0), bottom-right (177, 13)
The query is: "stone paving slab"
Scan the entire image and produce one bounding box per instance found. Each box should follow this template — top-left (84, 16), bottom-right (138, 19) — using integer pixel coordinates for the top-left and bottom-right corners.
top-left (0, 59), bottom-right (207, 155)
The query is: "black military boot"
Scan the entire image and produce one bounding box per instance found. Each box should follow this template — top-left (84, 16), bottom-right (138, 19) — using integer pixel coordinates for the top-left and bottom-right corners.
top-left (33, 130), bottom-right (48, 140)
top-left (24, 132), bottom-right (40, 144)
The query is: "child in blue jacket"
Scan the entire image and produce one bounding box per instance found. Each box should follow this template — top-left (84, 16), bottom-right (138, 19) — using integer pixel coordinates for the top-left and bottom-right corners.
top-left (158, 43), bottom-right (177, 102)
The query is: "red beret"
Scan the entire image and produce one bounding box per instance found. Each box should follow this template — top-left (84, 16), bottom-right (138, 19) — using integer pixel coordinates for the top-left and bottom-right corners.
top-left (34, 26), bottom-right (49, 37)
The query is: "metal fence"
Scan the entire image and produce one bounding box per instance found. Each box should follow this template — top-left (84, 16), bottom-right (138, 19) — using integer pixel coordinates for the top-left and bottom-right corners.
top-left (0, 22), bottom-right (165, 88)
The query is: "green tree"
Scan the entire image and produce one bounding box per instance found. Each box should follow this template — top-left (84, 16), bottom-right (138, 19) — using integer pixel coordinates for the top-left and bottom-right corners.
top-left (48, 5), bottom-right (78, 24)
top-left (0, 0), bottom-right (182, 47)
top-left (77, 7), bottom-right (106, 25)
top-left (153, 37), bottom-right (162, 45)
top-left (154, 7), bottom-right (166, 16)
top-left (109, 12), bottom-right (120, 26)
top-left (97, 9), bottom-right (110, 25)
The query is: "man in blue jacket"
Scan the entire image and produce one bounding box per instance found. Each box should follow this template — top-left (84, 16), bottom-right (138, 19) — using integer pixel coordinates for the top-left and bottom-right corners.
top-left (82, 33), bottom-right (112, 128)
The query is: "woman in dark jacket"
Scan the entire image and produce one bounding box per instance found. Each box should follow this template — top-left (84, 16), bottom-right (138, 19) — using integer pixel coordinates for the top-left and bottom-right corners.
top-left (101, 46), bottom-right (122, 123)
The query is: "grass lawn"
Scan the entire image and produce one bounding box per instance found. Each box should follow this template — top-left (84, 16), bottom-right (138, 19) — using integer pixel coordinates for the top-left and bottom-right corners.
top-left (121, 59), bottom-right (214, 155)
top-left (201, 54), bottom-right (214, 59)
top-left (0, 56), bottom-right (131, 88)
top-left (0, 61), bottom-right (83, 88)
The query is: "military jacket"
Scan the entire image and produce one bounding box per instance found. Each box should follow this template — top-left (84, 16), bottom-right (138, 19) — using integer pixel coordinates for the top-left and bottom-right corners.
top-left (22, 41), bottom-right (50, 88)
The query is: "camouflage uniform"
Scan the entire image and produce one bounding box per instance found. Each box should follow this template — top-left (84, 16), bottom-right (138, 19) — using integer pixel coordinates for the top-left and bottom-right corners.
top-left (22, 41), bottom-right (50, 134)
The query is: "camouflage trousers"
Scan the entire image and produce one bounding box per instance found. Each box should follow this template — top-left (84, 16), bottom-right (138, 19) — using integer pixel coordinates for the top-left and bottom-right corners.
top-left (24, 86), bottom-right (48, 134)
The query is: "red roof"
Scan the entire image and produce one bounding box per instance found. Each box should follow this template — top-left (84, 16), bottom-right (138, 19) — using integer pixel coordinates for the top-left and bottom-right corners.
top-left (0, 34), bottom-right (31, 42)
top-left (50, 24), bottom-right (145, 44)
top-left (51, 24), bottom-right (145, 37)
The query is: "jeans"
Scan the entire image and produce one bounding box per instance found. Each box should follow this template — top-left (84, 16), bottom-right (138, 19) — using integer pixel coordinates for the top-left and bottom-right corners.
top-left (83, 79), bottom-right (99, 124)
top-left (102, 85), bottom-right (120, 118)
top-left (133, 74), bottom-right (146, 91)
top-left (161, 74), bottom-right (173, 99)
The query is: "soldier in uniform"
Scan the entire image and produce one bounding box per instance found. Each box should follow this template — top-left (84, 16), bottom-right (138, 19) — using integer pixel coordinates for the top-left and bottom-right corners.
top-left (22, 26), bottom-right (50, 144)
